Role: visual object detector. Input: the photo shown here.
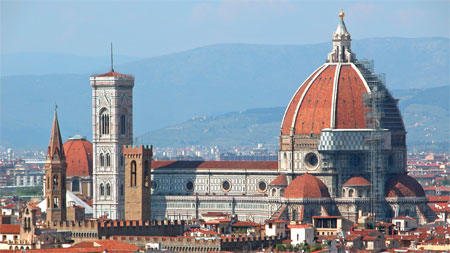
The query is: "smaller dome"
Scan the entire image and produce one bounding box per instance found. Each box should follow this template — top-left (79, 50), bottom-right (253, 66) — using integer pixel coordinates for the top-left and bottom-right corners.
top-left (270, 174), bottom-right (288, 186)
top-left (284, 174), bottom-right (330, 199)
top-left (63, 136), bottom-right (93, 177)
top-left (385, 174), bottom-right (425, 198)
top-left (343, 176), bottom-right (371, 187)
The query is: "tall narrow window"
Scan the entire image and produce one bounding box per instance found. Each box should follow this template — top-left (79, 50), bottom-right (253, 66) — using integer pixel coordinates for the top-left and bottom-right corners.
top-left (120, 115), bottom-right (126, 135)
top-left (106, 153), bottom-right (111, 166)
top-left (120, 184), bottom-right (124, 196)
top-left (100, 183), bottom-right (104, 196)
top-left (99, 109), bottom-right (110, 136)
top-left (131, 161), bottom-right (137, 187)
top-left (72, 178), bottom-right (80, 192)
top-left (53, 175), bottom-right (58, 189)
top-left (99, 153), bottom-right (104, 167)
top-left (53, 197), bottom-right (59, 208)
top-left (144, 160), bottom-right (149, 187)
top-left (106, 183), bottom-right (111, 196)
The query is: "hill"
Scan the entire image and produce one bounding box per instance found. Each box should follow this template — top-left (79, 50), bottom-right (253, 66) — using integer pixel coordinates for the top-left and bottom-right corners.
top-left (1, 37), bottom-right (448, 148)
top-left (140, 86), bottom-right (450, 152)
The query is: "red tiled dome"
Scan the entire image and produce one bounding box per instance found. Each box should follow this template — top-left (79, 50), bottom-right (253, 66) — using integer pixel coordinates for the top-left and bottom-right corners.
top-left (343, 176), bottom-right (371, 186)
top-left (270, 174), bottom-right (288, 186)
top-left (385, 174), bottom-right (425, 198)
top-left (283, 174), bottom-right (330, 199)
top-left (281, 63), bottom-right (370, 135)
top-left (63, 135), bottom-right (93, 177)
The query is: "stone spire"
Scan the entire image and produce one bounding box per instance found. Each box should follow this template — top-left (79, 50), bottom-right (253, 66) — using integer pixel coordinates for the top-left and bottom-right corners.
top-left (327, 9), bottom-right (355, 63)
top-left (47, 108), bottom-right (65, 161)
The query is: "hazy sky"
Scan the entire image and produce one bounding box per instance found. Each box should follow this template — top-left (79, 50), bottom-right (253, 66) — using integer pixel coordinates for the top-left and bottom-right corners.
top-left (1, 0), bottom-right (449, 57)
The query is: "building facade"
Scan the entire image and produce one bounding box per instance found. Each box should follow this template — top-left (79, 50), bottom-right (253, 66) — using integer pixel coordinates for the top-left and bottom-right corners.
top-left (91, 68), bottom-right (134, 219)
top-left (88, 11), bottom-right (435, 224)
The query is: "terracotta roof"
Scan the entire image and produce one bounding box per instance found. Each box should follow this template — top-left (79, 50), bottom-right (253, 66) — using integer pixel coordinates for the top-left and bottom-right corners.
top-left (283, 173), bottom-right (330, 199)
top-left (385, 174), bottom-right (426, 198)
top-left (152, 160), bottom-right (277, 170)
top-left (281, 64), bottom-right (372, 135)
top-left (232, 221), bottom-right (260, 227)
top-left (343, 176), bottom-right (371, 186)
top-left (94, 69), bottom-right (132, 78)
top-left (64, 137), bottom-right (93, 177)
top-left (71, 240), bottom-right (139, 251)
top-left (288, 224), bottom-right (313, 229)
top-left (0, 224), bottom-right (20, 234)
top-left (269, 174), bottom-right (288, 186)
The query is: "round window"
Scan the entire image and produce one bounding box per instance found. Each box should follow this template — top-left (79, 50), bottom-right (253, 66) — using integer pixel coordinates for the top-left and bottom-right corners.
top-left (185, 180), bottom-right (194, 192)
top-left (258, 181), bottom-right (267, 192)
top-left (222, 180), bottom-right (231, 192)
top-left (305, 153), bottom-right (319, 169)
top-left (150, 180), bottom-right (158, 190)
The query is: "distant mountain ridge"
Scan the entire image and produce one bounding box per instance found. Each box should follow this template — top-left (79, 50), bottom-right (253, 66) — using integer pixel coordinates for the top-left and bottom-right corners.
top-left (140, 86), bottom-right (449, 152)
top-left (1, 37), bottom-right (448, 149)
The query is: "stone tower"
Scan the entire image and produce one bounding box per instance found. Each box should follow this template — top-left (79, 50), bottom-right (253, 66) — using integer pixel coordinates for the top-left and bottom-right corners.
top-left (91, 66), bottom-right (134, 219)
top-left (45, 110), bottom-right (67, 223)
top-left (123, 145), bottom-right (152, 221)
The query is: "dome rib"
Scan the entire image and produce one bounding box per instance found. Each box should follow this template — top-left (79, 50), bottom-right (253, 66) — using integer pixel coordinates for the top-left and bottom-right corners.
top-left (281, 64), bottom-right (326, 135)
top-left (281, 63), bottom-right (372, 136)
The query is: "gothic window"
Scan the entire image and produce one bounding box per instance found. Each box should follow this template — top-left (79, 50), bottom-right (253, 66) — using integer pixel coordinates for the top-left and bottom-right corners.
top-left (47, 176), bottom-right (50, 190)
top-left (283, 153), bottom-right (288, 169)
top-left (131, 160), bottom-right (137, 187)
top-left (99, 153), bottom-right (104, 167)
top-left (99, 109), bottom-right (110, 136)
top-left (106, 153), bottom-right (111, 167)
top-left (53, 197), bottom-right (59, 208)
top-left (52, 175), bottom-right (58, 188)
top-left (144, 160), bottom-right (149, 187)
top-left (47, 197), bottom-right (50, 208)
top-left (100, 183), bottom-right (104, 196)
top-left (120, 184), bottom-right (124, 196)
top-left (106, 183), bottom-right (111, 196)
top-left (120, 115), bottom-right (126, 135)
top-left (72, 178), bottom-right (80, 192)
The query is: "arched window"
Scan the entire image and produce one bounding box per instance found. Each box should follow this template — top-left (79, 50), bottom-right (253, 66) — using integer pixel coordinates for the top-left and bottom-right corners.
top-left (131, 160), bottom-right (137, 187)
top-left (53, 197), bottom-right (59, 208)
top-left (47, 176), bottom-right (50, 190)
top-left (120, 115), bottom-right (126, 135)
top-left (72, 178), bottom-right (80, 192)
top-left (144, 160), bottom-right (149, 187)
top-left (283, 153), bottom-right (288, 169)
top-left (100, 183), bottom-right (104, 196)
top-left (99, 153), bottom-right (104, 167)
top-left (99, 109), bottom-right (110, 136)
top-left (106, 183), bottom-right (111, 196)
top-left (349, 189), bottom-right (354, 198)
top-left (271, 188), bottom-right (276, 197)
top-left (47, 197), bottom-right (50, 208)
top-left (106, 153), bottom-right (111, 167)
top-left (120, 184), bottom-right (124, 196)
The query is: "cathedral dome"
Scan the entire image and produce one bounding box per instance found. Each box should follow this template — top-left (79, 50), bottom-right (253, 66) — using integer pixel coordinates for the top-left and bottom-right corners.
top-left (281, 64), bottom-right (370, 135)
top-left (343, 176), bottom-right (371, 186)
top-left (284, 174), bottom-right (330, 199)
top-left (385, 174), bottom-right (425, 198)
top-left (280, 11), bottom-right (404, 136)
top-left (63, 135), bottom-right (93, 177)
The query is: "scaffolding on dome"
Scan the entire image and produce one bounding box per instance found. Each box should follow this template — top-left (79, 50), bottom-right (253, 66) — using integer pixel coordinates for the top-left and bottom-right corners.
top-left (359, 59), bottom-right (388, 222)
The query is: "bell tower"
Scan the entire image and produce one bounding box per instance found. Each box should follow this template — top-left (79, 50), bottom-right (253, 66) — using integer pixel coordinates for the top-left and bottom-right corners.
top-left (123, 145), bottom-right (152, 221)
top-left (91, 56), bottom-right (134, 219)
top-left (44, 109), bottom-right (67, 224)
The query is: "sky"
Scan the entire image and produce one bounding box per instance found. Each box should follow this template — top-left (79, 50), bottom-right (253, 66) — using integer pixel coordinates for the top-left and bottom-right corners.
top-left (1, 0), bottom-right (449, 57)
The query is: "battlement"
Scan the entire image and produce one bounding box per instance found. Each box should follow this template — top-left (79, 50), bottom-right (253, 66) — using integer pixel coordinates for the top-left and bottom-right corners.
top-left (106, 235), bottom-right (283, 251)
top-left (123, 145), bottom-right (153, 157)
